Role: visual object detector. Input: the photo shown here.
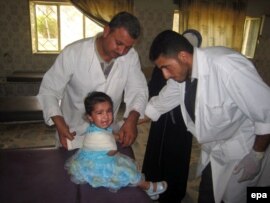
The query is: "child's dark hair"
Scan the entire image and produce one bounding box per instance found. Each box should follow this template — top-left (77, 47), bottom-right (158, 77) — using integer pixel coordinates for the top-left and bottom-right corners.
top-left (84, 91), bottom-right (113, 115)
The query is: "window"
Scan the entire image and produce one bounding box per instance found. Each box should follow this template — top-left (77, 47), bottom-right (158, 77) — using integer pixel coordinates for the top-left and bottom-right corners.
top-left (29, 1), bottom-right (103, 54)
top-left (173, 10), bottom-right (264, 59)
top-left (172, 10), bottom-right (180, 33)
top-left (241, 16), bottom-right (264, 59)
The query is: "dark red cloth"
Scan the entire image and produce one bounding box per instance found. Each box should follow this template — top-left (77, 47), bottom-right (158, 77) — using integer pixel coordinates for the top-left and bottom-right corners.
top-left (0, 146), bottom-right (152, 203)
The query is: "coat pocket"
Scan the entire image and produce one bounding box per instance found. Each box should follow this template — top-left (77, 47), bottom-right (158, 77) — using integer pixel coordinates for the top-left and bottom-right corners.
top-left (204, 104), bottom-right (232, 128)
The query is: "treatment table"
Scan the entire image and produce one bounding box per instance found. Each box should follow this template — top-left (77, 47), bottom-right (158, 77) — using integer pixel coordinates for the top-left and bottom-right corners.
top-left (0, 146), bottom-right (152, 203)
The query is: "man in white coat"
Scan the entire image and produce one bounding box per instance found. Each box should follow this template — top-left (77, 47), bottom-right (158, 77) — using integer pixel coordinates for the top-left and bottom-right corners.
top-left (38, 12), bottom-right (148, 150)
top-left (144, 30), bottom-right (270, 203)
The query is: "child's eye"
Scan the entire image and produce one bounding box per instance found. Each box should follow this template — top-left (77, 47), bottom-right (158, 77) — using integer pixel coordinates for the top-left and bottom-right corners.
top-left (116, 41), bottom-right (122, 46)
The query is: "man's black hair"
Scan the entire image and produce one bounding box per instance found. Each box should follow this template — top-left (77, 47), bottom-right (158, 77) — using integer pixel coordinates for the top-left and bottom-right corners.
top-left (109, 11), bottom-right (141, 39)
top-left (149, 30), bottom-right (193, 61)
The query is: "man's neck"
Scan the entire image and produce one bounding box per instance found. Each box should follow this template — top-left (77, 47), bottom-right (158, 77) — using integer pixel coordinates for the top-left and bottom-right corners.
top-left (95, 36), bottom-right (112, 63)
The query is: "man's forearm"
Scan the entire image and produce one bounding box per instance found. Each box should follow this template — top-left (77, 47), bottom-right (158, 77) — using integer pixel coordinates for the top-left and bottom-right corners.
top-left (51, 115), bottom-right (66, 127)
top-left (125, 110), bottom-right (140, 123)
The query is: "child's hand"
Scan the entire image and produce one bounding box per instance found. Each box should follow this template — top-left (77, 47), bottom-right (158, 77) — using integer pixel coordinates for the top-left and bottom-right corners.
top-left (107, 150), bottom-right (118, 156)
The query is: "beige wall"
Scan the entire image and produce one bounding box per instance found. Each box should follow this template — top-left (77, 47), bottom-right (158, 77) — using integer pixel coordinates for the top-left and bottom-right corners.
top-left (0, 0), bottom-right (176, 80)
top-left (247, 0), bottom-right (270, 85)
top-left (0, 0), bottom-right (56, 78)
top-left (0, 0), bottom-right (269, 85)
top-left (134, 0), bottom-right (177, 75)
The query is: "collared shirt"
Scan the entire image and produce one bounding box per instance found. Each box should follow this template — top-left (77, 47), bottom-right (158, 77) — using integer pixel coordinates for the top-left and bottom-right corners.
top-left (94, 38), bottom-right (114, 78)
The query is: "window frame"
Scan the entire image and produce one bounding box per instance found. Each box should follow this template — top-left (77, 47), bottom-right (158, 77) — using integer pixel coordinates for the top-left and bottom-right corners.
top-left (29, 0), bottom-right (103, 54)
top-left (241, 16), bottom-right (264, 59)
top-left (172, 10), bottom-right (264, 59)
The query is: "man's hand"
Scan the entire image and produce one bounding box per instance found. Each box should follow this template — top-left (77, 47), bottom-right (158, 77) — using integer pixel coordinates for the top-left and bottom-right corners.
top-left (233, 134), bottom-right (270, 182)
top-left (118, 111), bottom-right (140, 147)
top-left (233, 149), bottom-right (264, 183)
top-left (52, 116), bottom-right (76, 149)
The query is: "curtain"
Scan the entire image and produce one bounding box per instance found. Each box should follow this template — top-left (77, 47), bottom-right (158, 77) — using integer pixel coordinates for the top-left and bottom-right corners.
top-left (178, 0), bottom-right (247, 51)
top-left (70, 0), bottom-right (134, 26)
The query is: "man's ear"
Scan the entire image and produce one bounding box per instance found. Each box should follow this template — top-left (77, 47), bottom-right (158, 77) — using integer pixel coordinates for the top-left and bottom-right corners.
top-left (178, 51), bottom-right (188, 63)
top-left (103, 25), bottom-right (110, 37)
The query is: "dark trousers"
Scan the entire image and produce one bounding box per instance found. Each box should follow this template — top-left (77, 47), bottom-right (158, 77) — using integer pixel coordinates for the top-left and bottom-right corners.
top-left (144, 67), bottom-right (193, 202)
top-left (198, 163), bottom-right (215, 203)
top-left (142, 106), bottom-right (193, 203)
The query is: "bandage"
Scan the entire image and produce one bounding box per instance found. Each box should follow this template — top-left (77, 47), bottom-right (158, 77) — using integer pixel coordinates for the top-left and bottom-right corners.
top-left (83, 131), bottom-right (117, 151)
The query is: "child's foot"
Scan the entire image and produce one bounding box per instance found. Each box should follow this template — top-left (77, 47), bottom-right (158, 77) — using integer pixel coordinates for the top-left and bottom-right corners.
top-left (145, 181), bottom-right (167, 199)
top-left (149, 194), bottom-right (159, 200)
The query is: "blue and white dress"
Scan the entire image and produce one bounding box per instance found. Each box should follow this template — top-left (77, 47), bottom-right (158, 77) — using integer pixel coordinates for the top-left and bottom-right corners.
top-left (65, 124), bottom-right (142, 190)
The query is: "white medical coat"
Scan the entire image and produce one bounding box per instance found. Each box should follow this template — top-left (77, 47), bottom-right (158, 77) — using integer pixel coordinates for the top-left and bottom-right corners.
top-left (38, 37), bottom-right (148, 147)
top-left (145, 47), bottom-right (270, 202)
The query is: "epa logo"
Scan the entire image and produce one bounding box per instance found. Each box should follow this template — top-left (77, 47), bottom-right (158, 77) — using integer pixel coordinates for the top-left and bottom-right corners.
top-left (251, 193), bottom-right (267, 200)
top-left (247, 187), bottom-right (270, 202)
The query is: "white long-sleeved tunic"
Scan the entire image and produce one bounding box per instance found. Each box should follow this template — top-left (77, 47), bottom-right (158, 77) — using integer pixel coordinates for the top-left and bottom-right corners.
top-left (38, 37), bottom-right (148, 145)
top-left (145, 47), bottom-right (270, 202)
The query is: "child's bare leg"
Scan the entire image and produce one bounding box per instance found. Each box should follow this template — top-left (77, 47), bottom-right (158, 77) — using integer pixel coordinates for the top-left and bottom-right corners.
top-left (137, 180), bottom-right (150, 190)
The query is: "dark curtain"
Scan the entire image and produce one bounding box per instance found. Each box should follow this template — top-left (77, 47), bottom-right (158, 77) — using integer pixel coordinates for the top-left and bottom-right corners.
top-left (177, 0), bottom-right (248, 50)
top-left (70, 0), bottom-right (134, 26)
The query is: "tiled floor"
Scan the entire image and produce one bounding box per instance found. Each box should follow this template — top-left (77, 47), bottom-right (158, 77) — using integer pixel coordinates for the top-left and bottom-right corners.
top-left (0, 120), bottom-right (201, 203)
top-left (0, 122), bottom-right (55, 149)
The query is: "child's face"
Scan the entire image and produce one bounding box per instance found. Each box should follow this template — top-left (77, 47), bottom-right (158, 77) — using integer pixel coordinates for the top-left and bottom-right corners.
top-left (88, 101), bottom-right (113, 129)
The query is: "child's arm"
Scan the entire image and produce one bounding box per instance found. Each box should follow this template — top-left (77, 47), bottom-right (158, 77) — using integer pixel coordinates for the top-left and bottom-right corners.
top-left (106, 132), bottom-right (119, 156)
top-left (113, 132), bottom-right (120, 142)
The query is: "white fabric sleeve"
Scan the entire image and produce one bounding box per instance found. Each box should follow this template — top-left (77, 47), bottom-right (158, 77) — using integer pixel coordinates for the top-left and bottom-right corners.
top-left (223, 54), bottom-right (270, 135)
top-left (37, 48), bottom-right (74, 125)
top-left (145, 79), bottom-right (182, 121)
top-left (123, 50), bottom-right (148, 118)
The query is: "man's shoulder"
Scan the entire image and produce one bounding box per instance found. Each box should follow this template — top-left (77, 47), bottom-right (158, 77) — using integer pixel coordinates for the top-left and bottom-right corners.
top-left (123, 47), bottom-right (138, 57)
top-left (202, 46), bottom-right (236, 55)
top-left (119, 48), bottom-right (139, 63)
top-left (65, 37), bottom-right (94, 49)
top-left (60, 37), bottom-right (94, 57)
top-left (199, 46), bottom-right (252, 78)
top-left (202, 46), bottom-right (244, 60)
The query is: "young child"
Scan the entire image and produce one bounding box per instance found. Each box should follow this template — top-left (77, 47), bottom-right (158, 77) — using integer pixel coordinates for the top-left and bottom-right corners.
top-left (65, 91), bottom-right (167, 200)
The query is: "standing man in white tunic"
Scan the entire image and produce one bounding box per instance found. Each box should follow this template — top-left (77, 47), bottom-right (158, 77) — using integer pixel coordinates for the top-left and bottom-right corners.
top-left (145, 30), bottom-right (270, 203)
top-left (38, 12), bottom-right (148, 150)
